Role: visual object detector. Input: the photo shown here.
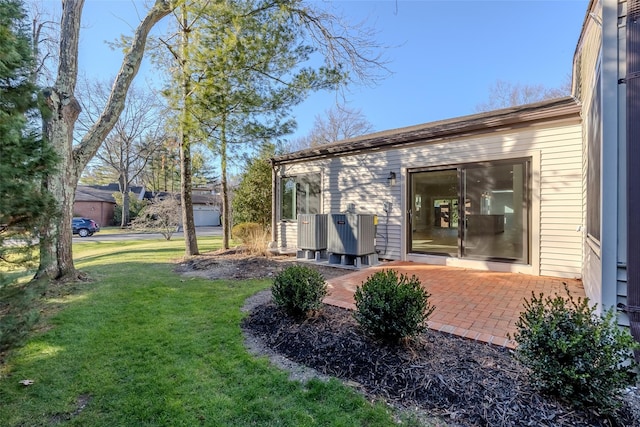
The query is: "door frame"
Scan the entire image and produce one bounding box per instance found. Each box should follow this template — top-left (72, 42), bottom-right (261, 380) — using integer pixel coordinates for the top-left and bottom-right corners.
top-left (406, 157), bottom-right (532, 264)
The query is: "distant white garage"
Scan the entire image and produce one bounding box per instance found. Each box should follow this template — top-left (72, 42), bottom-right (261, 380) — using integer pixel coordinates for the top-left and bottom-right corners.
top-left (193, 205), bottom-right (221, 227)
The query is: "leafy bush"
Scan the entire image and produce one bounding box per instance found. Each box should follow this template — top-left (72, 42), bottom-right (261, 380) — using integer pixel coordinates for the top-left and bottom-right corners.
top-left (513, 286), bottom-right (638, 411)
top-left (231, 145), bottom-right (274, 228)
top-left (272, 265), bottom-right (327, 318)
top-left (354, 269), bottom-right (435, 342)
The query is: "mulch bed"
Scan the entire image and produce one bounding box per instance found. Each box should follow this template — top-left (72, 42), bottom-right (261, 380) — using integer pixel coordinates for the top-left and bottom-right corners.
top-left (243, 301), bottom-right (636, 427)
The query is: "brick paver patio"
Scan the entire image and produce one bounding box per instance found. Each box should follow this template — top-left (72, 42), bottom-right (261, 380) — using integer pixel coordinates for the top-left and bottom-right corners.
top-left (323, 261), bottom-right (585, 349)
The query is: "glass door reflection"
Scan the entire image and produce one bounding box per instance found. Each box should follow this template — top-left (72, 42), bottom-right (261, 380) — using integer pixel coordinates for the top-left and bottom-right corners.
top-left (410, 169), bottom-right (459, 256)
top-left (409, 159), bottom-right (529, 263)
top-left (462, 162), bottom-right (528, 262)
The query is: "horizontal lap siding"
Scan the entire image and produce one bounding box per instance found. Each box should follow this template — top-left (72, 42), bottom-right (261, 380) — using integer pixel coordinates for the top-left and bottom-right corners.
top-left (277, 119), bottom-right (583, 277)
top-left (324, 153), bottom-right (404, 260)
top-left (410, 121), bottom-right (582, 277)
top-left (539, 125), bottom-right (583, 278)
top-left (277, 155), bottom-right (404, 259)
top-left (576, 1), bottom-right (603, 302)
top-left (277, 222), bottom-right (298, 251)
top-left (618, 274), bottom-right (630, 326)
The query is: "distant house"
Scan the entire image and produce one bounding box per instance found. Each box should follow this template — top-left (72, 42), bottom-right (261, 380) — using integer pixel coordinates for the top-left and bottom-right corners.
top-left (270, 0), bottom-right (638, 336)
top-left (191, 186), bottom-right (222, 226)
top-left (74, 184), bottom-right (145, 226)
top-left (144, 187), bottom-right (221, 227)
top-left (75, 184), bottom-right (221, 227)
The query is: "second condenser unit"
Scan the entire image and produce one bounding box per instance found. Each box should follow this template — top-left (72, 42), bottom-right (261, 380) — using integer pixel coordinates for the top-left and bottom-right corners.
top-left (327, 213), bottom-right (376, 256)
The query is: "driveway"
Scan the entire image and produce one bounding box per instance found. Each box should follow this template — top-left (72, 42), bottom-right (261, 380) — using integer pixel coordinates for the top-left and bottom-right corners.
top-left (73, 226), bottom-right (223, 242)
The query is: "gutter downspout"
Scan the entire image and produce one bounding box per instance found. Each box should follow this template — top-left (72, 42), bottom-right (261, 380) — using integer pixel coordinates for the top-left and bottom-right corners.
top-left (601, 0), bottom-right (620, 311)
top-left (624, 0), bottom-right (640, 359)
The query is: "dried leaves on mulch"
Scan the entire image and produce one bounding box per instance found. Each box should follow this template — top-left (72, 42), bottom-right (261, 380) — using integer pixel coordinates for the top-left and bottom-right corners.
top-left (174, 250), bottom-right (351, 281)
top-left (243, 302), bottom-right (635, 427)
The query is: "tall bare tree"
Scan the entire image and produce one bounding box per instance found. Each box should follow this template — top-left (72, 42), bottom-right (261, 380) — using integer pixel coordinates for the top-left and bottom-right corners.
top-left (475, 78), bottom-right (571, 112)
top-left (26, 0), bottom-right (59, 86)
top-left (36, 0), bottom-right (173, 280)
top-left (291, 104), bottom-right (373, 151)
top-left (77, 80), bottom-right (166, 227)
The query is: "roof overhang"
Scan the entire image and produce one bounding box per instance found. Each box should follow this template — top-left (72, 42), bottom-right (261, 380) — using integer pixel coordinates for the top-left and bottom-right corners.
top-left (273, 97), bottom-right (580, 165)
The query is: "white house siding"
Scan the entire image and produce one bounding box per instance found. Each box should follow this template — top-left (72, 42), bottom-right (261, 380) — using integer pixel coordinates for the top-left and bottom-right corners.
top-left (576, 0), bottom-right (604, 306)
top-left (275, 117), bottom-right (583, 278)
top-left (575, 0), bottom-right (628, 317)
top-left (276, 155), bottom-right (404, 259)
top-left (277, 221), bottom-right (298, 252)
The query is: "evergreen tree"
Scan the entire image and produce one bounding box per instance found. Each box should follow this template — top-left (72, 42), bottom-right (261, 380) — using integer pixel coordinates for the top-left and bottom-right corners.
top-left (0, 0), bottom-right (57, 275)
top-left (232, 145), bottom-right (275, 228)
top-left (153, 0), bottom-right (385, 253)
top-left (183, 0), bottom-right (343, 249)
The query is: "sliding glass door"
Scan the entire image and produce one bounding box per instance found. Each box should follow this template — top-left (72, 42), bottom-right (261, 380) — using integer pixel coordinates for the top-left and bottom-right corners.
top-left (409, 169), bottom-right (460, 256)
top-left (409, 159), bottom-right (529, 263)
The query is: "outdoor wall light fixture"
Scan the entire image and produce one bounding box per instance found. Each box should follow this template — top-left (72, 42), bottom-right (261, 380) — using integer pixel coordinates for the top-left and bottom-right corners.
top-left (387, 171), bottom-right (397, 186)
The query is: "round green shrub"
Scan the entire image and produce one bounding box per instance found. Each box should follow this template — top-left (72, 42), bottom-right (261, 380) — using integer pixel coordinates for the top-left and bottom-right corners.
top-left (272, 265), bottom-right (327, 318)
top-left (354, 269), bottom-right (435, 342)
top-left (513, 287), bottom-right (638, 412)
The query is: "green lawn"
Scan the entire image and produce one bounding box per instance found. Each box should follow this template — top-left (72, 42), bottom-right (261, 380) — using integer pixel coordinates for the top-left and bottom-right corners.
top-left (97, 226), bottom-right (159, 235)
top-left (0, 237), bottom-right (408, 426)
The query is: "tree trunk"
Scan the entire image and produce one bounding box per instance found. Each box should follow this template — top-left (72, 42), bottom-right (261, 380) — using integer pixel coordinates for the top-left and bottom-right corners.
top-left (179, 135), bottom-right (198, 255)
top-left (179, 4), bottom-right (198, 256)
top-left (221, 116), bottom-right (230, 250)
top-left (122, 191), bottom-right (130, 227)
top-left (36, 0), bottom-right (83, 281)
top-left (36, 0), bottom-right (173, 280)
top-left (120, 173), bottom-right (130, 228)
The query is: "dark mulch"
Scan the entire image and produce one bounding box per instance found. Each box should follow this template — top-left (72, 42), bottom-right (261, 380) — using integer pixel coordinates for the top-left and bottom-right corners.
top-left (243, 301), bottom-right (636, 427)
top-left (174, 249), bottom-right (351, 281)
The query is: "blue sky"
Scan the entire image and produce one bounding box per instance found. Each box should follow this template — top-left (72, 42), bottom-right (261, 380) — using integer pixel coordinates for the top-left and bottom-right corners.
top-left (73, 0), bottom-right (588, 142)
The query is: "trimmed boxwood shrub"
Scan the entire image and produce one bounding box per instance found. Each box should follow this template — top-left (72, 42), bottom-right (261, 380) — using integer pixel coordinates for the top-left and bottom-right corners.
top-left (272, 265), bottom-right (327, 318)
top-left (354, 269), bottom-right (435, 343)
top-left (513, 286), bottom-right (638, 412)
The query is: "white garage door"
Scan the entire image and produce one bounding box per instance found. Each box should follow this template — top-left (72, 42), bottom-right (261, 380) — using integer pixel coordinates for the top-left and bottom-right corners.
top-left (193, 206), bottom-right (221, 226)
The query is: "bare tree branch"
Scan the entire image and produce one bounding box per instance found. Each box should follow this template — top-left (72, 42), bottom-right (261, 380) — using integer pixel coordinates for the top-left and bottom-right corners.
top-left (37, 0), bottom-right (175, 279)
top-left (73, 0), bottom-right (174, 173)
top-left (289, 3), bottom-right (391, 88)
top-left (291, 104), bottom-right (373, 151)
top-left (475, 79), bottom-right (571, 112)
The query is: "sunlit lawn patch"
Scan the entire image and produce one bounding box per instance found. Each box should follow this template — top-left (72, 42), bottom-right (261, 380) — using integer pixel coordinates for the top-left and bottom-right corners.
top-left (0, 237), bottom-right (404, 426)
